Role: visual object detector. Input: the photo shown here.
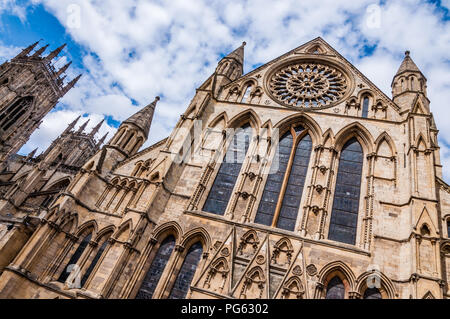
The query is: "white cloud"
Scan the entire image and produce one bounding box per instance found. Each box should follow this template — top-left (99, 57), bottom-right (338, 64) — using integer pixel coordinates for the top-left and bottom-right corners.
top-left (0, 0), bottom-right (27, 22)
top-left (3, 0), bottom-right (450, 182)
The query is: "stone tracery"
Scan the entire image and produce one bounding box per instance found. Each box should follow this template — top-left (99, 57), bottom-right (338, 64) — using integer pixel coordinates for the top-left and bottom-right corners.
top-left (269, 62), bottom-right (348, 108)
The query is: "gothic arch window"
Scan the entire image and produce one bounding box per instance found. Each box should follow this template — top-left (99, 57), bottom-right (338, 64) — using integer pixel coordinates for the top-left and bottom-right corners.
top-left (254, 125), bottom-right (312, 231)
top-left (362, 96), bottom-right (370, 118)
top-left (57, 232), bottom-right (92, 283)
top-left (363, 287), bottom-right (382, 299)
top-left (328, 137), bottom-right (364, 245)
top-left (168, 241), bottom-right (203, 299)
top-left (325, 276), bottom-right (345, 299)
top-left (136, 235), bottom-right (176, 299)
top-left (122, 131), bottom-right (135, 149)
top-left (241, 84), bottom-right (252, 103)
top-left (203, 124), bottom-right (253, 216)
top-left (80, 232), bottom-right (112, 288)
top-left (0, 96), bottom-right (34, 132)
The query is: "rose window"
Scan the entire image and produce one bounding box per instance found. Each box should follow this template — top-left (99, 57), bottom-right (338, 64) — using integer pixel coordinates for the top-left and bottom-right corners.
top-left (269, 62), bottom-right (348, 108)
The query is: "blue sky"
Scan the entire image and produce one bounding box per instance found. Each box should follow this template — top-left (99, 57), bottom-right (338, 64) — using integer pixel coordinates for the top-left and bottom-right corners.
top-left (0, 0), bottom-right (449, 182)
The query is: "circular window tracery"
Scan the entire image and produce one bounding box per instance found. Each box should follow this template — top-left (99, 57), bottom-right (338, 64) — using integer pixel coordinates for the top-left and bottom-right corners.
top-left (268, 62), bottom-right (348, 108)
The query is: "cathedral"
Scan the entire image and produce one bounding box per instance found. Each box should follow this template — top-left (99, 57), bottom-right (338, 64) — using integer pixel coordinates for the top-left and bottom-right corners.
top-left (0, 37), bottom-right (448, 299)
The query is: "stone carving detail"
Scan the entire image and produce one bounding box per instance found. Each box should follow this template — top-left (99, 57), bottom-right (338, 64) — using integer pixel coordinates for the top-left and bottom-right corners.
top-left (306, 264), bottom-right (317, 276)
top-left (292, 265), bottom-right (303, 276)
top-left (239, 266), bottom-right (265, 299)
top-left (256, 255), bottom-right (265, 265)
top-left (237, 230), bottom-right (259, 256)
top-left (281, 276), bottom-right (305, 299)
top-left (203, 257), bottom-right (229, 292)
top-left (269, 62), bottom-right (348, 108)
top-left (270, 238), bottom-right (293, 266)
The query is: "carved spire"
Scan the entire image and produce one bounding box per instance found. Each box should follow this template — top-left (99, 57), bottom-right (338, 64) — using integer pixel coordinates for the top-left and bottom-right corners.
top-left (16, 41), bottom-right (39, 58)
top-left (26, 148), bottom-right (38, 160)
top-left (64, 115), bottom-right (81, 134)
top-left (391, 50), bottom-right (427, 102)
top-left (395, 50), bottom-right (422, 77)
top-left (224, 41), bottom-right (246, 66)
top-left (62, 74), bottom-right (82, 95)
top-left (45, 43), bottom-right (66, 61)
top-left (31, 44), bottom-right (49, 58)
top-left (123, 96), bottom-right (160, 138)
top-left (56, 61), bottom-right (72, 77)
top-left (77, 119), bottom-right (90, 133)
top-left (97, 132), bottom-right (109, 147)
top-left (90, 119), bottom-right (104, 137)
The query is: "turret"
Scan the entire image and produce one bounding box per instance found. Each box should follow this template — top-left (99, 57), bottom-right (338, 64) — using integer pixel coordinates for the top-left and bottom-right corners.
top-left (108, 96), bottom-right (159, 157)
top-left (212, 42), bottom-right (245, 97)
top-left (391, 51), bottom-right (428, 112)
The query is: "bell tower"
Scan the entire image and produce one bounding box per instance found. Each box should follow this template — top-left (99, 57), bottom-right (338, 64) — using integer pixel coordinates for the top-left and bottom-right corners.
top-left (0, 42), bottom-right (80, 168)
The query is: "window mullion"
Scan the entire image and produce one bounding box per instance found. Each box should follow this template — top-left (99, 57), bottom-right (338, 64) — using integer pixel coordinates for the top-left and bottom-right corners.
top-left (271, 130), bottom-right (297, 228)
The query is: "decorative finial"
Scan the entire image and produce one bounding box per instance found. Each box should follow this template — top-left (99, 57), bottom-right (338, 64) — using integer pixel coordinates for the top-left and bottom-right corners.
top-left (89, 119), bottom-right (104, 136)
top-left (64, 115), bottom-right (81, 133)
top-left (155, 96), bottom-right (160, 101)
top-left (56, 61), bottom-right (72, 77)
top-left (97, 132), bottom-right (109, 147)
top-left (405, 50), bottom-right (410, 56)
top-left (32, 44), bottom-right (49, 58)
top-left (77, 119), bottom-right (90, 133)
top-left (16, 41), bottom-right (40, 58)
top-left (242, 41), bottom-right (247, 46)
top-left (62, 74), bottom-right (82, 95)
top-left (45, 43), bottom-right (67, 61)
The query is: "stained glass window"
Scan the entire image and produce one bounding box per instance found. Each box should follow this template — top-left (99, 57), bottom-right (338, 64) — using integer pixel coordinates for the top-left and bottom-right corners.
top-left (57, 233), bottom-right (92, 283)
top-left (136, 236), bottom-right (176, 299)
top-left (80, 236), bottom-right (111, 288)
top-left (255, 126), bottom-right (312, 231)
top-left (325, 276), bottom-right (345, 299)
top-left (364, 287), bottom-right (382, 299)
top-left (203, 124), bottom-right (253, 215)
top-left (328, 137), bottom-right (363, 245)
top-left (362, 97), bottom-right (369, 118)
top-left (168, 242), bottom-right (203, 299)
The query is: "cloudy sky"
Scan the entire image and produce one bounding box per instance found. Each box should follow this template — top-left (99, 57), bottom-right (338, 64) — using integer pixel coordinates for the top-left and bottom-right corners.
top-left (0, 0), bottom-right (449, 182)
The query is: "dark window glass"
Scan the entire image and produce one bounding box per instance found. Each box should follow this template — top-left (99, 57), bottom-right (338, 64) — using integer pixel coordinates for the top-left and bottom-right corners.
top-left (277, 134), bottom-right (312, 231)
top-left (0, 96), bottom-right (33, 131)
top-left (255, 131), bottom-right (292, 227)
top-left (364, 287), bottom-right (382, 299)
top-left (136, 236), bottom-right (175, 299)
top-left (328, 137), bottom-right (363, 245)
top-left (362, 97), bottom-right (369, 118)
top-left (203, 124), bottom-right (253, 215)
top-left (255, 126), bottom-right (311, 231)
top-left (325, 276), bottom-right (345, 299)
top-left (80, 236), bottom-right (110, 288)
top-left (58, 233), bottom-right (92, 283)
top-left (447, 220), bottom-right (450, 238)
top-left (168, 242), bottom-right (203, 299)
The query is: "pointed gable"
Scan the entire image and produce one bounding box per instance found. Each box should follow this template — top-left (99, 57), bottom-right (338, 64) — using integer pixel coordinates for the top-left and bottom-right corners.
top-left (218, 37), bottom-right (401, 119)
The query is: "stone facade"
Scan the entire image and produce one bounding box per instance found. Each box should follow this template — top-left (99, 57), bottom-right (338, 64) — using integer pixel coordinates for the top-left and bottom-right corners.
top-left (0, 37), bottom-right (448, 299)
